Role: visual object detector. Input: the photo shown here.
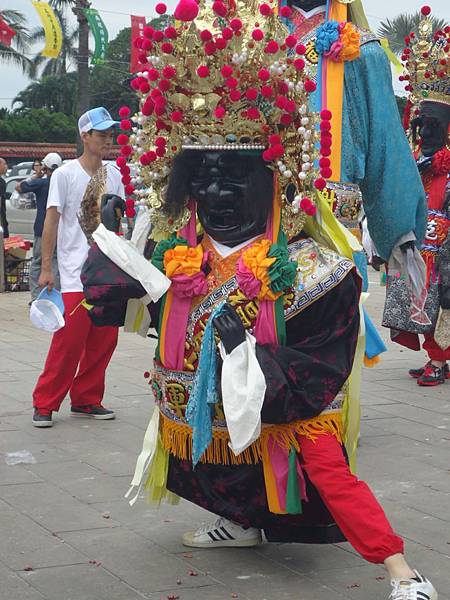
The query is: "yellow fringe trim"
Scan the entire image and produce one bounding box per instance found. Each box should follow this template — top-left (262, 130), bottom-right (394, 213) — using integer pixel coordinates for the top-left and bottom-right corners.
top-left (159, 410), bottom-right (343, 466)
top-left (364, 355), bottom-right (381, 368)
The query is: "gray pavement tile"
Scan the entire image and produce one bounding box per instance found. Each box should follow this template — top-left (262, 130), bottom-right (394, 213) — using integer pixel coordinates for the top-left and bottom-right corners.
top-left (0, 463), bottom-right (44, 485)
top-left (0, 482), bottom-right (120, 533)
top-left (0, 430), bottom-right (74, 463)
top-left (308, 564), bottom-right (391, 600)
top-left (0, 498), bottom-right (86, 570)
top-left (0, 562), bottom-right (46, 600)
top-left (147, 586), bottom-right (252, 600)
top-left (57, 438), bottom-right (139, 477)
top-left (60, 527), bottom-right (217, 595)
top-left (402, 539), bottom-right (450, 596)
top-left (0, 356), bottom-right (39, 373)
top-left (368, 403), bottom-right (450, 428)
top-left (17, 564), bottom-right (147, 600)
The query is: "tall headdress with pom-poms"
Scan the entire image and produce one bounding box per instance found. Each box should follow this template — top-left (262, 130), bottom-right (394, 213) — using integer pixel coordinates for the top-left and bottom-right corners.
top-left (400, 5), bottom-right (449, 111)
top-left (116, 0), bottom-right (334, 241)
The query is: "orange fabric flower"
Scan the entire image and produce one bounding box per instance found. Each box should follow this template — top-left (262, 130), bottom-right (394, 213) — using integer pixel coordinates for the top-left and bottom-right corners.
top-left (241, 239), bottom-right (282, 301)
top-left (164, 243), bottom-right (204, 278)
top-left (339, 23), bottom-right (360, 62)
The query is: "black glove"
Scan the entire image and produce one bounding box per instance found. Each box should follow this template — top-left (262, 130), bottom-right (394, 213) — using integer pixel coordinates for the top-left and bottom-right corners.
top-left (213, 303), bottom-right (246, 354)
top-left (100, 194), bottom-right (126, 233)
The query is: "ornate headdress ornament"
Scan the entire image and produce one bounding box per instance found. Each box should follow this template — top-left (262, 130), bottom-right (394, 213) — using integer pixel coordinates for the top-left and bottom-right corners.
top-left (116, 0), bottom-right (334, 240)
top-left (400, 5), bottom-right (449, 108)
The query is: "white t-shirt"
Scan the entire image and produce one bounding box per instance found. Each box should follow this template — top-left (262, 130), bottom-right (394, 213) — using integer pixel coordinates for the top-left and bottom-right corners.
top-left (47, 160), bottom-right (124, 293)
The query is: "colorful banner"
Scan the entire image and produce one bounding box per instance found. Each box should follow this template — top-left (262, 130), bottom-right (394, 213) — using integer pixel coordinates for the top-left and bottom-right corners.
top-left (84, 8), bottom-right (108, 65)
top-left (130, 15), bottom-right (146, 73)
top-left (31, 1), bottom-right (62, 58)
top-left (0, 15), bottom-right (17, 47)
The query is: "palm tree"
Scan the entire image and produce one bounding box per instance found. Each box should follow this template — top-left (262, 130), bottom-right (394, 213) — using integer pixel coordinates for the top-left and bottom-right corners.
top-left (378, 11), bottom-right (447, 55)
top-left (0, 10), bottom-right (32, 73)
top-left (28, 8), bottom-right (78, 78)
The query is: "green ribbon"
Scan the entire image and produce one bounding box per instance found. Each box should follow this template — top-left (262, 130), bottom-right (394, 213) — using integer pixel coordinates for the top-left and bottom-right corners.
top-left (84, 8), bottom-right (108, 65)
top-left (286, 447), bottom-right (303, 515)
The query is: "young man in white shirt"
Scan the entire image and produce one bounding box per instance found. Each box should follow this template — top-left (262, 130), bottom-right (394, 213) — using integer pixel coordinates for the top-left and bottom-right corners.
top-left (32, 107), bottom-right (125, 427)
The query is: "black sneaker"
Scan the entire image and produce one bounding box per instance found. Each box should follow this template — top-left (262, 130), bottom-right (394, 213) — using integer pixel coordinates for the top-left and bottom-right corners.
top-left (70, 405), bottom-right (116, 420)
top-left (409, 361), bottom-right (449, 380)
top-left (417, 363), bottom-right (447, 387)
top-left (32, 408), bottom-right (53, 428)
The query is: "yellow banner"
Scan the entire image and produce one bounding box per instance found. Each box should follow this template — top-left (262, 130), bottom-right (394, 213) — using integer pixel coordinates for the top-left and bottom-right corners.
top-left (31, 1), bottom-right (62, 58)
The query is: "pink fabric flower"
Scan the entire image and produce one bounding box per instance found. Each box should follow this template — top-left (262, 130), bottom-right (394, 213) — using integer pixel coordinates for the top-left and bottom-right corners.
top-left (171, 272), bottom-right (208, 298)
top-left (236, 258), bottom-right (262, 299)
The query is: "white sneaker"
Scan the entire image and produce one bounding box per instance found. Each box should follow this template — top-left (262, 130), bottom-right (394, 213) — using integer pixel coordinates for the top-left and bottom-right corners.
top-left (182, 516), bottom-right (262, 548)
top-left (389, 571), bottom-right (437, 600)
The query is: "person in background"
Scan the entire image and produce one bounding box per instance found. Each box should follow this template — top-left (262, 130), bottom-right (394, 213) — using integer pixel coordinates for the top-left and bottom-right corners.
top-left (32, 107), bottom-right (124, 428)
top-left (16, 153), bottom-right (62, 302)
top-left (0, 157), bottom-right (9, 238)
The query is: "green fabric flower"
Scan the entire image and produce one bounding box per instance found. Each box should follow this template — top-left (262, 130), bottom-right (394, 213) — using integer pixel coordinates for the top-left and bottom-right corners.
top-left (268, 242), bottom-right (297, 293)
top-left (151, 236), bottom-right (188, 273)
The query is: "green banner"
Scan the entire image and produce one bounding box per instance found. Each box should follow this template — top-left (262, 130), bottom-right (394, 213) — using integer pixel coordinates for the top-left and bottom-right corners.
top-left (84, 8), bottom-right (108, 65)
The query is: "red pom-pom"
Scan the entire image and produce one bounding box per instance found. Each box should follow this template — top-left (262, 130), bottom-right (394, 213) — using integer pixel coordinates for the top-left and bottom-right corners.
top-left (314, 178), bottom-right (327, 190)
top-left (268, 134), bottom-right (281, 145)
top-left (285, 35), bottom-right (297, 48)
top-left (140, 81), bottom-right (150, 94)
top-left (321, 167), bottom-right (332, 178)
top-left (155, 136), bottom-right (166, 147)
top-left (197, 65), bottom-right (210, 78)
top-left (252, 29), bottom-right (264, 41)
top-left (230, 90), bottom-right (241, 102)
top-left (151, 88), bottom-right (162, 98)
top-left (165, 26), bottom-right (177, 39)
top-left (320, 121), bottom-right (331, 132)
top-left (200, 29), bottom-right (212, 42)
top-left (320, 109), bottom-right (332, 120)
top-left (142, 100), bottom-right (154, 116)
top-left (320, 147), bottom-right (332, 157)
top-left (119, 106), bottom-right (131, 118)
top-left (147, 68), bottom-right (159, 81)
top-left (162, 65), bottom-right (176, 79)
top-left (141, 38), bottom-right (153, 51)
top-left (222, 27), bottom-right (233, 40)
top-left (259, 3), bottom-right (273, 17)
top-left (215, 106), bottom-right (226, 119)
top-left (140, 154), bottom-right (150, 166)
top-left (285, 100), bottom-right (296, 113)
top-left (171, 110), bottom-right (183, 123)
top-left (296, 44), bottom-right (306, 55)
top-left (280, 113), bottom-right (292, 126)
top-left (225, 77), bottom-right (238, 89)
top-left (158, 79), bottom-right (171, 92)
top-left (271, 144), bottom-right (285, 159)
top-left (155, 3), bottom-right (167, 15)
top-left (213, 1), bottom-right (228, 17)
top-left (300, 197), bottom-right (312, 212)
top-left (246, 88), bottom-right (258, 101)
top-left (153, 30), bottom-right (164, 43)
top-left (125, 184), bottom-right (135, 195)
top-left (278, 81), bottom-right (289, 94)
top-left (122, 174), bottom-right (131, 185)
top-left (120, 119), bottom-right (132, 131)
top-left (258, 68), bottom-right (270, 81)
top-left (280, 6), bottom-right (293, 17)
top-left (305, 204), bottom-right (317, 217)
top-left (262, 148), bottom-right (275, 162)
top-left (204, 41), bottom-right (216, 55)
top-left (138, 53), bottom-right (148, 65)
top-left (294, 58), bottom-right (305, 71)
top-left (117, 133), bottom-right (129, 146)
top-left (116, 156), bottom-right (127, 168)
top-left (174, 0), bottom-right (199, 22)
top-left (261, 85), bottom-right (273, 98)
top-left (161, 42), bottom-right (174, 54)
top-left (216, 37), bottom-right (227, 50)
top-left (319, 157), bottom-right (331, 168)
top-left (143, 26), bottom-right (154, 39)
top-left (121, 165), bottom-right (130, 176)
top-left (144, 371), bottom-right (150, 379)
top-left (230, 18), bottom-right (242, 31)
top-left (155, 146), bottom-right (166, 157)
top-left (421, 5), bottom-right (431, 16)
top-left (125, 207), bottom-right (136, 219)
top-left (304, 79), bottom-right (316, 93)
top-left (247, 107), bottom-right (260, 120)
top-left (148, 151), bottom-right (157, 162)
top-left (265, 40), bottom-right (279, 54)
top-left (275, 95), bottom-right (287, 109)
top-left (221, 65), bottom-right (233, 77)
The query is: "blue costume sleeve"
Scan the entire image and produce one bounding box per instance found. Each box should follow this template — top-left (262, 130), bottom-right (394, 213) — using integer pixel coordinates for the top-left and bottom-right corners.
top-left (20, 178), bottom-right (47, 193)
top-left (341, 41), bottom-right (427, 261)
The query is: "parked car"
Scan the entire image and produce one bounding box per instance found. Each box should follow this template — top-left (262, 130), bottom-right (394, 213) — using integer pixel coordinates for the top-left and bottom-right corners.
top-left (7, 162), bottom-right (35, 178)
top-left (5, 176), bottom-right (36, 241)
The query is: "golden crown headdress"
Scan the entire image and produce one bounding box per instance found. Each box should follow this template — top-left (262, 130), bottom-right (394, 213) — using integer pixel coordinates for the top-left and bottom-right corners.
top-left (116, 0), bottom-right (333, 240)
top-left (400, 5), bottom-right (449, 108)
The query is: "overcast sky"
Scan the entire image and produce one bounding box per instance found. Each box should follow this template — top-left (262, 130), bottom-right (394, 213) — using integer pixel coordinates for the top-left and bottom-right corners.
top-left (1, 0), bottom-right (448, 109)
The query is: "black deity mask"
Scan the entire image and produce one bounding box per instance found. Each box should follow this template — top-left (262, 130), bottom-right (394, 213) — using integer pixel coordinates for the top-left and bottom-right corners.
top-left (165, 150), bottom-right (273, 247)
top-left (287, 0), bottom-right (326, 12)
top-left (412, 101), bottom-right (450, 158)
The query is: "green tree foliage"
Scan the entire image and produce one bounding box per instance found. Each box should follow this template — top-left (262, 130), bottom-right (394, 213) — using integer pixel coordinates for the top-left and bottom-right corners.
top-left (378, 11), bottom-right (447, 55)
top-left (0, 10), bottom-right (32, 73)
top-left (0, 108), bottom-right (76, 142)
top-left (13, 73), bottom-right (78, 115)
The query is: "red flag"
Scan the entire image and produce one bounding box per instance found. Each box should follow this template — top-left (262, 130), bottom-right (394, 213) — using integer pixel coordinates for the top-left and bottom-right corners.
top-left (0, 15), bottom-right (17, 47)
top-left (130, 15), bottom-right (146, 73)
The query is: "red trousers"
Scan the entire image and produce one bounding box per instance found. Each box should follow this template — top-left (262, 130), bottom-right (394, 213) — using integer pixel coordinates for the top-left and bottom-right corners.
top-left (423, 331), bottom-right (450, 361)
top-left (33, 292), bottom-right (118, 413)
top-left (299, 433), bottom-right (404, 564)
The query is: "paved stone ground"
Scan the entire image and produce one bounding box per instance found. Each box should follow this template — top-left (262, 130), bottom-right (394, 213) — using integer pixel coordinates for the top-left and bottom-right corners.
top-left (0, 272), bottom-right (449, 600)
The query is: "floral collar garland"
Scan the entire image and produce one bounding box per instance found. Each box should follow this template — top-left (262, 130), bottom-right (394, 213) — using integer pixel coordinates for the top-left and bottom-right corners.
top-left (315, 20), bottom-right (361, 62)
top-left (430, 147), bottom-right (450, 177)
top-left (152, 236), bottom-right (297, 302)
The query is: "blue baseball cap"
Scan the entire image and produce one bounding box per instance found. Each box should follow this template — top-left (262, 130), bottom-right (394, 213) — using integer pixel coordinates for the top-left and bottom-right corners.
top-left (78, 107), bottom-right (120, 134)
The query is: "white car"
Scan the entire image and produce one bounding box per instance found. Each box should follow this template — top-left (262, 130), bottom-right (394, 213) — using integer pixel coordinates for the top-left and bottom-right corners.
top-left (4, 176), bottom-right (36, 241)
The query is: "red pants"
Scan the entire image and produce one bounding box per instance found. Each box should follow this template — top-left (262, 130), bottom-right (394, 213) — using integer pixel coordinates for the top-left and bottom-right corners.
top-left (33, 292), bottom-right (118, 413)
top-left (299, 433), bottom-right (404, 564)
top-left (423, 331), bottom-right (450, 361)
